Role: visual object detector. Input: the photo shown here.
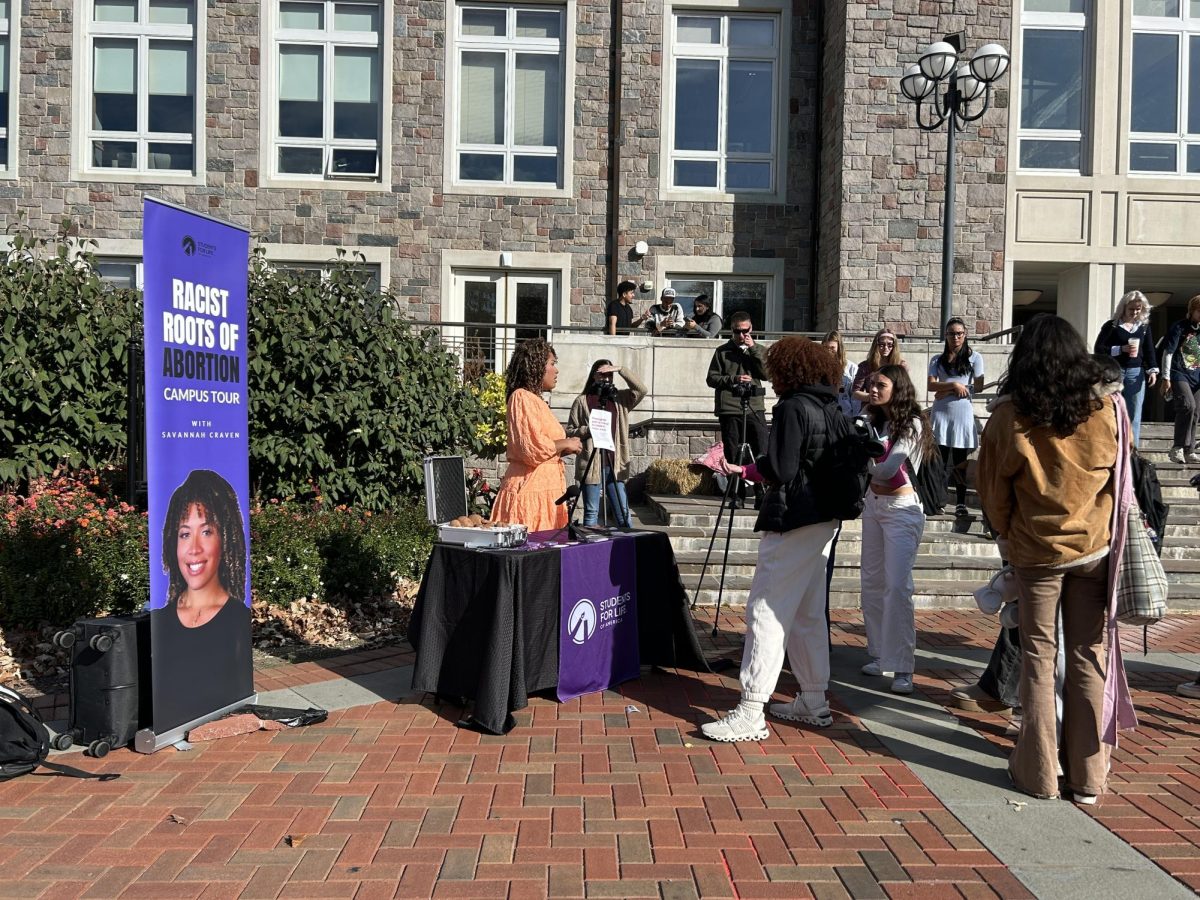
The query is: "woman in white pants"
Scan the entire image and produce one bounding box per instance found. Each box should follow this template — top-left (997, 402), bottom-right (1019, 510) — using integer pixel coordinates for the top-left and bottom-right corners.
top-left (859, 364), bottom-right (933, 694)
top-left (700, 337), bottom-right (843, 743)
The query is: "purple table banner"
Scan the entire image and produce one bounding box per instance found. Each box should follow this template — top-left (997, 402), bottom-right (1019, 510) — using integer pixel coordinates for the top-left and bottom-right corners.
top-left (558, 538), bottom-right (639, 702)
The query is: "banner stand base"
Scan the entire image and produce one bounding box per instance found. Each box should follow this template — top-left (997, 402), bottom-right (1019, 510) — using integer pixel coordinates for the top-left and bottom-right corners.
top-left (134, 693), bottom-right (258, 754)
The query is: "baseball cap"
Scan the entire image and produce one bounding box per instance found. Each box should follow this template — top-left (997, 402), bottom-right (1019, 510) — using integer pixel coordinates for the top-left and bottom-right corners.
top-left (661, 287), bottom-right (676, 299)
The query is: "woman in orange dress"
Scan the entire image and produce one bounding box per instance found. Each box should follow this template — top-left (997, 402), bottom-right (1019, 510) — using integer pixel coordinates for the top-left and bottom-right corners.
top-left (489, 339), bottom-right (582, 532)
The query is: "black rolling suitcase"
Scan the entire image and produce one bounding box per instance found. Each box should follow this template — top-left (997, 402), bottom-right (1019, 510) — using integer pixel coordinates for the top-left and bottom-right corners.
top-left (51, 612), bottom-right (151, 757)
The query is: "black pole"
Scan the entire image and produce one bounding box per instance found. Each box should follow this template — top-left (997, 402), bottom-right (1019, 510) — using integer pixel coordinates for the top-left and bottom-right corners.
top-left (940, 84), bottom-right (959, 330)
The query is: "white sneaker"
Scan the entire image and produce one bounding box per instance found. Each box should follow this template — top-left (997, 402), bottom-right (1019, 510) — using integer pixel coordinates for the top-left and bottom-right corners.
top-left (1169, 447), bottom-right (1185, 464)
top-left (1189, 451), bottom-right (1200, 464)
top-left (1073, 792), bottom-right (1097, 805)
top-left (701, 706), bottom-right (770, 743)
top-left (861, 659), bottom-right (882, 677)
top-left (769, 695), bottom-right (832, 728)
top-left (891, 673), bottom-right (914, 694)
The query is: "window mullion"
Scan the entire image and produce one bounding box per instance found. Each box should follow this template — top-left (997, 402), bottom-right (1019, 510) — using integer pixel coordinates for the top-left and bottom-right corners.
top-left (717, 53), bottom-right (728, 192)
top-left (138, 34), bottom-right (148, 169)
top-left (505, 46), bottom-right (515, 182)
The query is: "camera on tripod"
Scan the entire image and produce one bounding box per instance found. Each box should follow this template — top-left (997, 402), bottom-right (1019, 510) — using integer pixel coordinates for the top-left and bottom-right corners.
top-left (730, 382), bottom-right (765, 401)
top-left (589, 380), bottom-right (619, 403)
top-left (852, 414), bottom-right (887, 457)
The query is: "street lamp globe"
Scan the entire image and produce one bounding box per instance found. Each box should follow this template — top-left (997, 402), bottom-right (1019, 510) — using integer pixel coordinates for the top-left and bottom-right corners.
top-left (900, 63), bottom-right (934, 102)
top-left (970, 43), bottom-right (1010, 84)
top-left (919, 41), bottom-right (959, 82)
top-left (955, 65), bottom-right (985, 103)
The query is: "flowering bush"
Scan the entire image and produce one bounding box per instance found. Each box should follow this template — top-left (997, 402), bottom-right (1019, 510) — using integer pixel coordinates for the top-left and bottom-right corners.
top-left (466, 468), bottom-right (498, 519)
top-left (472, 372), bottom-right (508, 459)
top-left (0, 469), bottom-right (149, 626)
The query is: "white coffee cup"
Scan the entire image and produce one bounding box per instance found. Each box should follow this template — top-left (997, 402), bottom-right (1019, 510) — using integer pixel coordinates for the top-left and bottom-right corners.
top-left (1128, 337), bottom-right (1140, 358)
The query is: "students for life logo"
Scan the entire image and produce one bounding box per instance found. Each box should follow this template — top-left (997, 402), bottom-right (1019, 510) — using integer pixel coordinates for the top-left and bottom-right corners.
top-left (568, 599), bottom-right (597, 645)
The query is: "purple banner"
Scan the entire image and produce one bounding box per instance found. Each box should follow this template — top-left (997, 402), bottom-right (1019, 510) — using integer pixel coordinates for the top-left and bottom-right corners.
top-left (558, 538), bottom-right (639, 702)
top-left (143, 198), bottom-right (253, 735)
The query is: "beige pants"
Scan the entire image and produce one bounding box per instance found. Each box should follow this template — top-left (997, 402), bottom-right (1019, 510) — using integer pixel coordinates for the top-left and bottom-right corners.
top-left (1011, 556), bottom-right (1110, 798)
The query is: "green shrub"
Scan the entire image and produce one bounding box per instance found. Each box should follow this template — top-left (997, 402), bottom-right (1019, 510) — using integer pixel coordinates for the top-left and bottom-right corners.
top-left (312, 503), bottom-right (433, 604)
top-left (0, 471), bottom-right (148, 627)
top-left (472, 372), bottom-right (507, 460)
top-left (249, 501), bottom-right (324, 607)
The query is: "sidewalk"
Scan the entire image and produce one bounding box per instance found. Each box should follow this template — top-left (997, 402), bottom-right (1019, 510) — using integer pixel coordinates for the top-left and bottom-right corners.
top-left (0, 611), bottom-right (1197, 899)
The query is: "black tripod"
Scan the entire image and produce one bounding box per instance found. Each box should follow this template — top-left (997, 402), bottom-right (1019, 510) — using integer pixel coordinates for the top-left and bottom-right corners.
top-left (561, 392), bottom-right (620, 540)
top-left (691, 394), bottom-right (755, 637)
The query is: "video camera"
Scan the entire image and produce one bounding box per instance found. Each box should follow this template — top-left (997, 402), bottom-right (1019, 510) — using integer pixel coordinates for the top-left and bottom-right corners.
top-left (730, 382), bottom-right (765, 401)
top-left (851, 414), bottom-right (887, 457)
top-left (589, 380), bottom-right (620, 403)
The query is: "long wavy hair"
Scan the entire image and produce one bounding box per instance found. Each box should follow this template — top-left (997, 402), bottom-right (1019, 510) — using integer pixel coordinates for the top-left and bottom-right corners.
top-left (867, 365), bottom-right (935, 459)
top-left (1111, 290), bottom-right (1150, 327)
top-left (161, 469), bottom-right (247, 606)
top-left (937, 317), bottom-right (975, 377)
top-left (821, 329), bottom-right (847, 371)
top-left (505, 338), bottom-right (556, 398)
top-left (998, 314), bottom-right (1106, 437)
top-left (865, 328), bottom-right (903, 370)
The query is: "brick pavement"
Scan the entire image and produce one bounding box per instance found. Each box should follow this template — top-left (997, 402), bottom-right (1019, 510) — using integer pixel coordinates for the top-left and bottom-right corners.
top-left (4, 611), bottom-right (1199, 898)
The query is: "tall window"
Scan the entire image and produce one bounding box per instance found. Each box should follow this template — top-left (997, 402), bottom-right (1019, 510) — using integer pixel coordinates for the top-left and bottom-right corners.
top-left (86, 0), bottom-right (198, 173)
top-left (272, 0), bottom-right (383, 180)
top-left (1130, 1), bottom-right (1200, 174)
top-left (666, 275), bottom-right (770, 331)
top-left (0, 0), bottom-right (11, 172)
top-left (668, 12), bottom-right (781, 192)
top-left (1018, 0), bottom-right (1086, 171)
top-left (452, 3), bottom-right (566, 187)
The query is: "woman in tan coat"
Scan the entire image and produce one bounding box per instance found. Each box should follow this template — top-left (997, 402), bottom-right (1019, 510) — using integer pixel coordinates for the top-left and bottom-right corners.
top-left (566, 359), bottom-right (647, 527)
top-left (977, 315), bottom-right (1119, 804)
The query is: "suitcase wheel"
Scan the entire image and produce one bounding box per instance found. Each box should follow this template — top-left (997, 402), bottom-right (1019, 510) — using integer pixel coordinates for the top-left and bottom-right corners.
top-left (53, 630), bottom-right (76, 650)
top-left (50, 733), bottom-right (73, 752)
top-left (87, 740), bottom-right (111, 759)
top-left (88, 633), bottom-right (114, 653)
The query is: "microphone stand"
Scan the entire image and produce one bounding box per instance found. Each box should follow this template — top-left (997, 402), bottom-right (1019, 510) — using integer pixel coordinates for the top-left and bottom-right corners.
top-left (563, 444), bottom-right (598, 542)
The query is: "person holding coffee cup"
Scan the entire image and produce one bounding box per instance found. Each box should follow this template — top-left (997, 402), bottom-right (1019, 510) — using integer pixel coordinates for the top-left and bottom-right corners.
top-left (1094, 290), bottom-right (1158, 445)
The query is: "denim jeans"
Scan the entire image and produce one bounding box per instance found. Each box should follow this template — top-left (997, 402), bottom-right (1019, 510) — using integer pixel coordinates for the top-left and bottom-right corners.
top-left (1121, 368), bottom-right (1146, 446)
top-left (582, 468), bottom-right (630, 527)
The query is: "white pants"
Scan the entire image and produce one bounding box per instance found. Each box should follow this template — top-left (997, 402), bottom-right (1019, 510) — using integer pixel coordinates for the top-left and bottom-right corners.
top-left (739, 520), bottom-right (839, 703)
top-left (860, 491), bottom-right (925, 674)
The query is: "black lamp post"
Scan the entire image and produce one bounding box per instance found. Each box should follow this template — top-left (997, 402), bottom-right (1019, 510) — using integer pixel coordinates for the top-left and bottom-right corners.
top-left (900, 37), bottom-right (1010, 329)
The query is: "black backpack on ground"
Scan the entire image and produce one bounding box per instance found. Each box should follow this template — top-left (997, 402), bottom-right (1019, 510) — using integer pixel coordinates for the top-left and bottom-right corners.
top-left (0, 685), bottom-right (50, 779)
top-left (1131, 450), bottom-right (1168, 556)
top-left (905, 449), bottom-right (949, 516)
top-left (798, 397), bottom-right (871, 521)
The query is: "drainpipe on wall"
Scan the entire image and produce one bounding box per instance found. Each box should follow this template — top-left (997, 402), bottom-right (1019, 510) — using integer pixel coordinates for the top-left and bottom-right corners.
top-left (607, 0), bottom-right (624, 301)
top-left (808, 0), bottom-right (825, 331)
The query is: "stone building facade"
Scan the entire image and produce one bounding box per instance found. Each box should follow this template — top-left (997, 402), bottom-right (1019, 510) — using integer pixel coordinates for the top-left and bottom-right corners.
top-left (0, 0), bottom-right (1015, 343)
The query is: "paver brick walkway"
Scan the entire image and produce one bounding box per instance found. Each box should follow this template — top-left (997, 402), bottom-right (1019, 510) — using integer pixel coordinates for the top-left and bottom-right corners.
top-left (4, 611), bottom-right (1200, 898)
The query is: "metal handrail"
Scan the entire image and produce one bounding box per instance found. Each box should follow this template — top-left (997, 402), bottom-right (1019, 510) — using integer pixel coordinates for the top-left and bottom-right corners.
top-left (976, 324), bottom-right (1022, 343)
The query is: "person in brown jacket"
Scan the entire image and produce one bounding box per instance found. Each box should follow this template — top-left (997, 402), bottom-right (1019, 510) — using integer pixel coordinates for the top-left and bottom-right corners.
top-left (566, 360), bottom-right (648, 527)
top-left (977, 314), bottom-right (1119, 805)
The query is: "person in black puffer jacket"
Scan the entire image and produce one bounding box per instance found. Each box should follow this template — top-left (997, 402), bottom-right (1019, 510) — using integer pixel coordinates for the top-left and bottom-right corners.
top-left (701, 337), bottom-right (843, 743)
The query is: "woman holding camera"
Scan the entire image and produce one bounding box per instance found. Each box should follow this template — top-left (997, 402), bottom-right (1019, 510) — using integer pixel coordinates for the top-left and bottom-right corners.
top-left (566, 360), bottom-right (647, 527)
top-left (700, 337), bottom-right (843, 743)
top-left (859, 364), bottom-right (933, 695)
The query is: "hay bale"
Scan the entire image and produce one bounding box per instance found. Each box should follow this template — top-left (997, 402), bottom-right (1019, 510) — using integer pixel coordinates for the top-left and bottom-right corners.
top-left (645, 459), bottom-right (717, 495)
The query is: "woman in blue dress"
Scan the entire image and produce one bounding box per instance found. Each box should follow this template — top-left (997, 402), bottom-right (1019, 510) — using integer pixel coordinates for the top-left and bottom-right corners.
top-left (927, 317), bottom-right (985, 518)
top-left (1093, 290), bottom-right (1158, 446)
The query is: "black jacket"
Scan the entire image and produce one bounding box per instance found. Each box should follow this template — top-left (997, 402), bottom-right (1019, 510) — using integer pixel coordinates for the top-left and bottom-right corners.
top-left (753, 385), bottom-right (839, 533)
top-left (706, 340), bottom-right (767, 416)
top-left (1094, 320), bottom-right (1158, 372)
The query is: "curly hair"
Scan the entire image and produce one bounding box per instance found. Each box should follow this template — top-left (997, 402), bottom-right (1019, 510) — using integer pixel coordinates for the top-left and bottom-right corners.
top-left (865, 328), bottom-right (904, 371)
top-left (766, 336), bottom-right (841, 393)
top-left (161, 469), bottom-right (247, 606)
top-left (821, 330), bottom-right (847, 371)
top-left (999, 314), bottom-right (1106, 437)
top-left (505, 338), bottom-right (556, 398)
top-left (936, 317), bottom-right (975, 377)
top-left (867, 364), bottom-right (935, 459)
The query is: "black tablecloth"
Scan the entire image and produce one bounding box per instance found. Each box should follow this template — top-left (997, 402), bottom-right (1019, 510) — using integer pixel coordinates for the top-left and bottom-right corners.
top-left (408, 531), bottom-right (710, 733)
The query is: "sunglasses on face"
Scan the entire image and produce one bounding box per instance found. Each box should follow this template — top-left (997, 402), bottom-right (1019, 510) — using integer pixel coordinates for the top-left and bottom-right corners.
top-left (733, 328), bottom-right (751, 335)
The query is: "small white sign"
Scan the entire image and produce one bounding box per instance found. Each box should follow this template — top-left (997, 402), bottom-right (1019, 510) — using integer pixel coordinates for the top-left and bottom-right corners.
top-left (589, 409), bottom-right (615, 451)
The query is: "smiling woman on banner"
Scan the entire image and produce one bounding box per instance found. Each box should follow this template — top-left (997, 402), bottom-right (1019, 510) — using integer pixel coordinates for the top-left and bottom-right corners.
top-left (489, 339), bottom-right (582, 533)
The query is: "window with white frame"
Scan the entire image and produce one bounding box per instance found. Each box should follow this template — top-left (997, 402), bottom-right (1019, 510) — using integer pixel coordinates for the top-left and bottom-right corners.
top-left (95, 258), bottom-right (143, 290)
top-left (86, 0), bottom-right (199, 173)
top-left (271, 259), bottom-right (382, 292)
top-left (1130, 1), bottom-right (1200, 174)
top-left (1017, 1), bottom-right (1087, 171)
top-left (271, 0), bottom-right (383, 180)
top-left (666, 275), bottom-right (771, 332)
top-left (452, 3), bottom-right (566, 187)
top-left (0, 0), bottom-right (12, 172)
top-left (668, 12), bottom-right (781, 192)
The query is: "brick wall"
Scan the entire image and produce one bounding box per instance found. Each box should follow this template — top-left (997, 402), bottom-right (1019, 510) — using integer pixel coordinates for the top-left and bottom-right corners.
top-left (817, 0), bottom-right (1011, 336)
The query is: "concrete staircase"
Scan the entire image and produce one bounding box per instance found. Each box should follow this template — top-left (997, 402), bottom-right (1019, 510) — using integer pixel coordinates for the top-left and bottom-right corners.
top-left (636, 422), bottom-right (1200, 611)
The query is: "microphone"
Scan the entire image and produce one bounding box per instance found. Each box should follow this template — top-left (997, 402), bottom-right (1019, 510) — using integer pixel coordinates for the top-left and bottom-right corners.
top-left (555, 484), bottom-right (580, 506)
